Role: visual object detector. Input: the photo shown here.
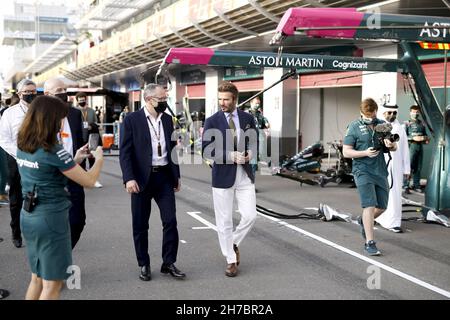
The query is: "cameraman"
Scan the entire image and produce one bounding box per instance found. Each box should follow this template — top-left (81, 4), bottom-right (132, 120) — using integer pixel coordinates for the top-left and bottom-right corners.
top-left (343, 98), bottom-right (397, 256)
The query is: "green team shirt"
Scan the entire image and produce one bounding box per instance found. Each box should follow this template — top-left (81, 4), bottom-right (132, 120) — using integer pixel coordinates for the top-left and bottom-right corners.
top-left (343, 118), bottom-right (388, 182)
top-left (404, 119), bottom-right (427, 141)
top-left (17, 144), bottom-right (76, 204)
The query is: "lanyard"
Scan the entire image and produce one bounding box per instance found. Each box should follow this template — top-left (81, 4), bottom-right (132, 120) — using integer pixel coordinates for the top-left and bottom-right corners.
top-left (147, 115), bottom-right (162, 157)
top-left (81, 109), bottom-right (88, 122)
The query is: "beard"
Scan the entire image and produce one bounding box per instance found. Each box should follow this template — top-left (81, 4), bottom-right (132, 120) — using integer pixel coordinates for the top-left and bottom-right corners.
top-left (388, 116), bottom-right (396, 123)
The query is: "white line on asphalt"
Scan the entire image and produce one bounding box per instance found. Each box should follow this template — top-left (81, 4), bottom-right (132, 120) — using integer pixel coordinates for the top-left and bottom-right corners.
top-left (187, 212), bottom-right (218, 231)
top-left (258, 212), bottom-right (450, 299)
top-left (180, 240), bottom-right (187, 244)
top-left (185, 209), bottom-right (450, 298)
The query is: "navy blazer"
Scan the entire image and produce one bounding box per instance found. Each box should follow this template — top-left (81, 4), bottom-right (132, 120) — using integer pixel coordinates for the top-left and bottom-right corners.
top-left (67, 106), bottom-right (84, 193)
top-left (120, 109), bottom-right (180, 190)
top-left (67, 107), bottom-right (84, 154)
top-left (202, 109), bottom-right (258, 189)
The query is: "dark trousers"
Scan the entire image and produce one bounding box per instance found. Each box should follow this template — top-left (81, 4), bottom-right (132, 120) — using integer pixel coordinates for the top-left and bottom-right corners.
top-left (7, 155), bottom-right (22, 240)
top-left (0, 148), bottom-right (8, 195)
top-left (81, 157), bottom-right (95, 170)
top-left (131, 168), bottom-right (179, 267)
top-left (67, 180), bottom-right (86, 249)
top-left (403, 143), bottom-right (423, 189)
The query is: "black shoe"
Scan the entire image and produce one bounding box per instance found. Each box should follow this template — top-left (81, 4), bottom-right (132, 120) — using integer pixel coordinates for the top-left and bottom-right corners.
top-left (388, 226), bottom-right (403, 233)
top-left (161, 264), bottom-right (186, 279)
top-left (0, 289), bottom-right (10, 299)
top-left (12, 238), bottom-right (22, 248)
top-left (139, 265), bottom-right (151, 281)
top-left (404, 187), bottom-right (411, 194)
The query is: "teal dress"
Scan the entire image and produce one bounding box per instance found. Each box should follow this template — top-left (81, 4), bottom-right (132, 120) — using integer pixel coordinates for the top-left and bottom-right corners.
top-left (17, 144), bottom-right (76, 280)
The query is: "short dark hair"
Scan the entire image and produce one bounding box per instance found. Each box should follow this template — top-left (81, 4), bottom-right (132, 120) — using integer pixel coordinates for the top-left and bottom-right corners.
top-left (75, 92), bottom-right (87, 100)
top-left (18, 95), bottom-right (69, 153)
top-left (218, 82), bottom-right (239, 100)
top-left (360, 98), bottom-right (378, 115)
top-left (410, 105), bottom-right (420, 111)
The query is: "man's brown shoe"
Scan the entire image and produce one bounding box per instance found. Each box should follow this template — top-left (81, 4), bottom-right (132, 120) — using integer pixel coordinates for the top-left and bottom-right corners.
top-left (233, 244), bottom-right (240, 266)
top-left (225, 263), bottom-right (238, 277)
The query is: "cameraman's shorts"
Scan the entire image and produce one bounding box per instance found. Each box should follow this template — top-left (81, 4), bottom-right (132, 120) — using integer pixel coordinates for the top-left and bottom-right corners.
top-left (357, 183), bottom-right (388, 209)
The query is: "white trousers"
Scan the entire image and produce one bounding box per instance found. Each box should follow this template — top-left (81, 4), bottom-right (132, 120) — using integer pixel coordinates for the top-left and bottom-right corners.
top-left (212, 165), bottom-right (257, 264)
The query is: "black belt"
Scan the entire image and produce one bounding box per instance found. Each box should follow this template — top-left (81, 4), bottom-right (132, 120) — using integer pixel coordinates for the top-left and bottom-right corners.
top-left (151, 165), bottom-right (168, 172)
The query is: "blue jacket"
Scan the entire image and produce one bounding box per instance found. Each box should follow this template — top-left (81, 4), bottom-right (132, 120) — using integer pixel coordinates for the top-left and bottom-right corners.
top-left (202, 109), bottom-right (258, 189)
top-left (119, 109), bottom-right (180, 190)
top-left (67, 106), bottom-right (83, 155)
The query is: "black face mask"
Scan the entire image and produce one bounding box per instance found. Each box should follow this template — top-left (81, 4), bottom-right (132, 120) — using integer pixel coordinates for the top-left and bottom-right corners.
top-left (155, 101), bottom-right (168, 114)
top-left (78, 102), bottom-right (86, 107)
top-left (55, 93), bottom-right (68, 103)
top-left (22, 94), bottom-right (37, 104)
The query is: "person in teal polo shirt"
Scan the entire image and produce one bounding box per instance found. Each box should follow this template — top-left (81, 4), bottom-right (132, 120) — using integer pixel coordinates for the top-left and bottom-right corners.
top-left (403, 105), bottom-right (429, 193)
top-left (343, 98), bottom-right (397, 256)
top-left (16, 95), bottom-right (104, 300)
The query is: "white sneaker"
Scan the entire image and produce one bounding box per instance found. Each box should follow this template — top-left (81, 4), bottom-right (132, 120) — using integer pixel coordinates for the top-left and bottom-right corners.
top-left (94, 181), bottom-right (103, 188)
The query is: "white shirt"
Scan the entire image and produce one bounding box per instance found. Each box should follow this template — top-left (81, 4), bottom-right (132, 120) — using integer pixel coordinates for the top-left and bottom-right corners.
top-left (60, 117), bottom-right (73, 157)
top-left (0, 101), bottom-right (28, 158)
top-left (144, 108), bottom-right (168, 166)
top-left (224, 109), bottom-right (241, 145)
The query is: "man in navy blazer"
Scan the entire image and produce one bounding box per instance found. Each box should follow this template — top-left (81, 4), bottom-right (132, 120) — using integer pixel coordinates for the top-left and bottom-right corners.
top-left (44, 78), bottom-right (86, 250)
top-left (202, 82), bottom-right (258, 277)
top-left (120, 83), bottom-right (185, 281)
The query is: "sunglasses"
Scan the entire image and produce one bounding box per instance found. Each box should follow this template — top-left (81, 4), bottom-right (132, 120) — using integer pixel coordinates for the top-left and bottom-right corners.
top-left (386, 111), bottom-right (397, 115)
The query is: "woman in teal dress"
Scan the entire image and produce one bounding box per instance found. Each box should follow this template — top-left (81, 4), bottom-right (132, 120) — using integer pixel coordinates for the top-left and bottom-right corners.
top-left (17, 95), bottom-right (104, 300)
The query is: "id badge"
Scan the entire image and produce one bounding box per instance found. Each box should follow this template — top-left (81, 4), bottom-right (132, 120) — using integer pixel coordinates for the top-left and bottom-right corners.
top-left (83, 121), bottom-right (89, 129)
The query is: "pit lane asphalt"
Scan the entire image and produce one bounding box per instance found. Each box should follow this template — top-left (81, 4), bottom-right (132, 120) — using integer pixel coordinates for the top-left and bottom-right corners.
top-left (1, 155), bottom-right (449, 300)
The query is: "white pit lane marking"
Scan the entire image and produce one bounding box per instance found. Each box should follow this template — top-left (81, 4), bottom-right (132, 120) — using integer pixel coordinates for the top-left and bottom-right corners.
top-left (185, 210), bottom-right (450, 298)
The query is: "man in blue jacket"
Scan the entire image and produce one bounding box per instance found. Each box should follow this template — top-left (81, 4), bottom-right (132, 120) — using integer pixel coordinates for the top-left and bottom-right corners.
top-left (202, 82), bottom-right (258, 277)
top-left (120, 83), bottom-right (185, 281)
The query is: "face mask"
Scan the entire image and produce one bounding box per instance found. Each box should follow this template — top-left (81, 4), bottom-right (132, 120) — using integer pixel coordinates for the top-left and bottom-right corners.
top-left (361, 115), bottom-right (375, 125)
top-left (410, 113), bottom-right (419, 120)
top-left (22, 94), bottom-right (36, 104)
top-left (155, 101), bottom-right (168, 114)
top-left (78, 102), bottom-right (86, 107)
top-left (55, 93), bottom-right (68, 103)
